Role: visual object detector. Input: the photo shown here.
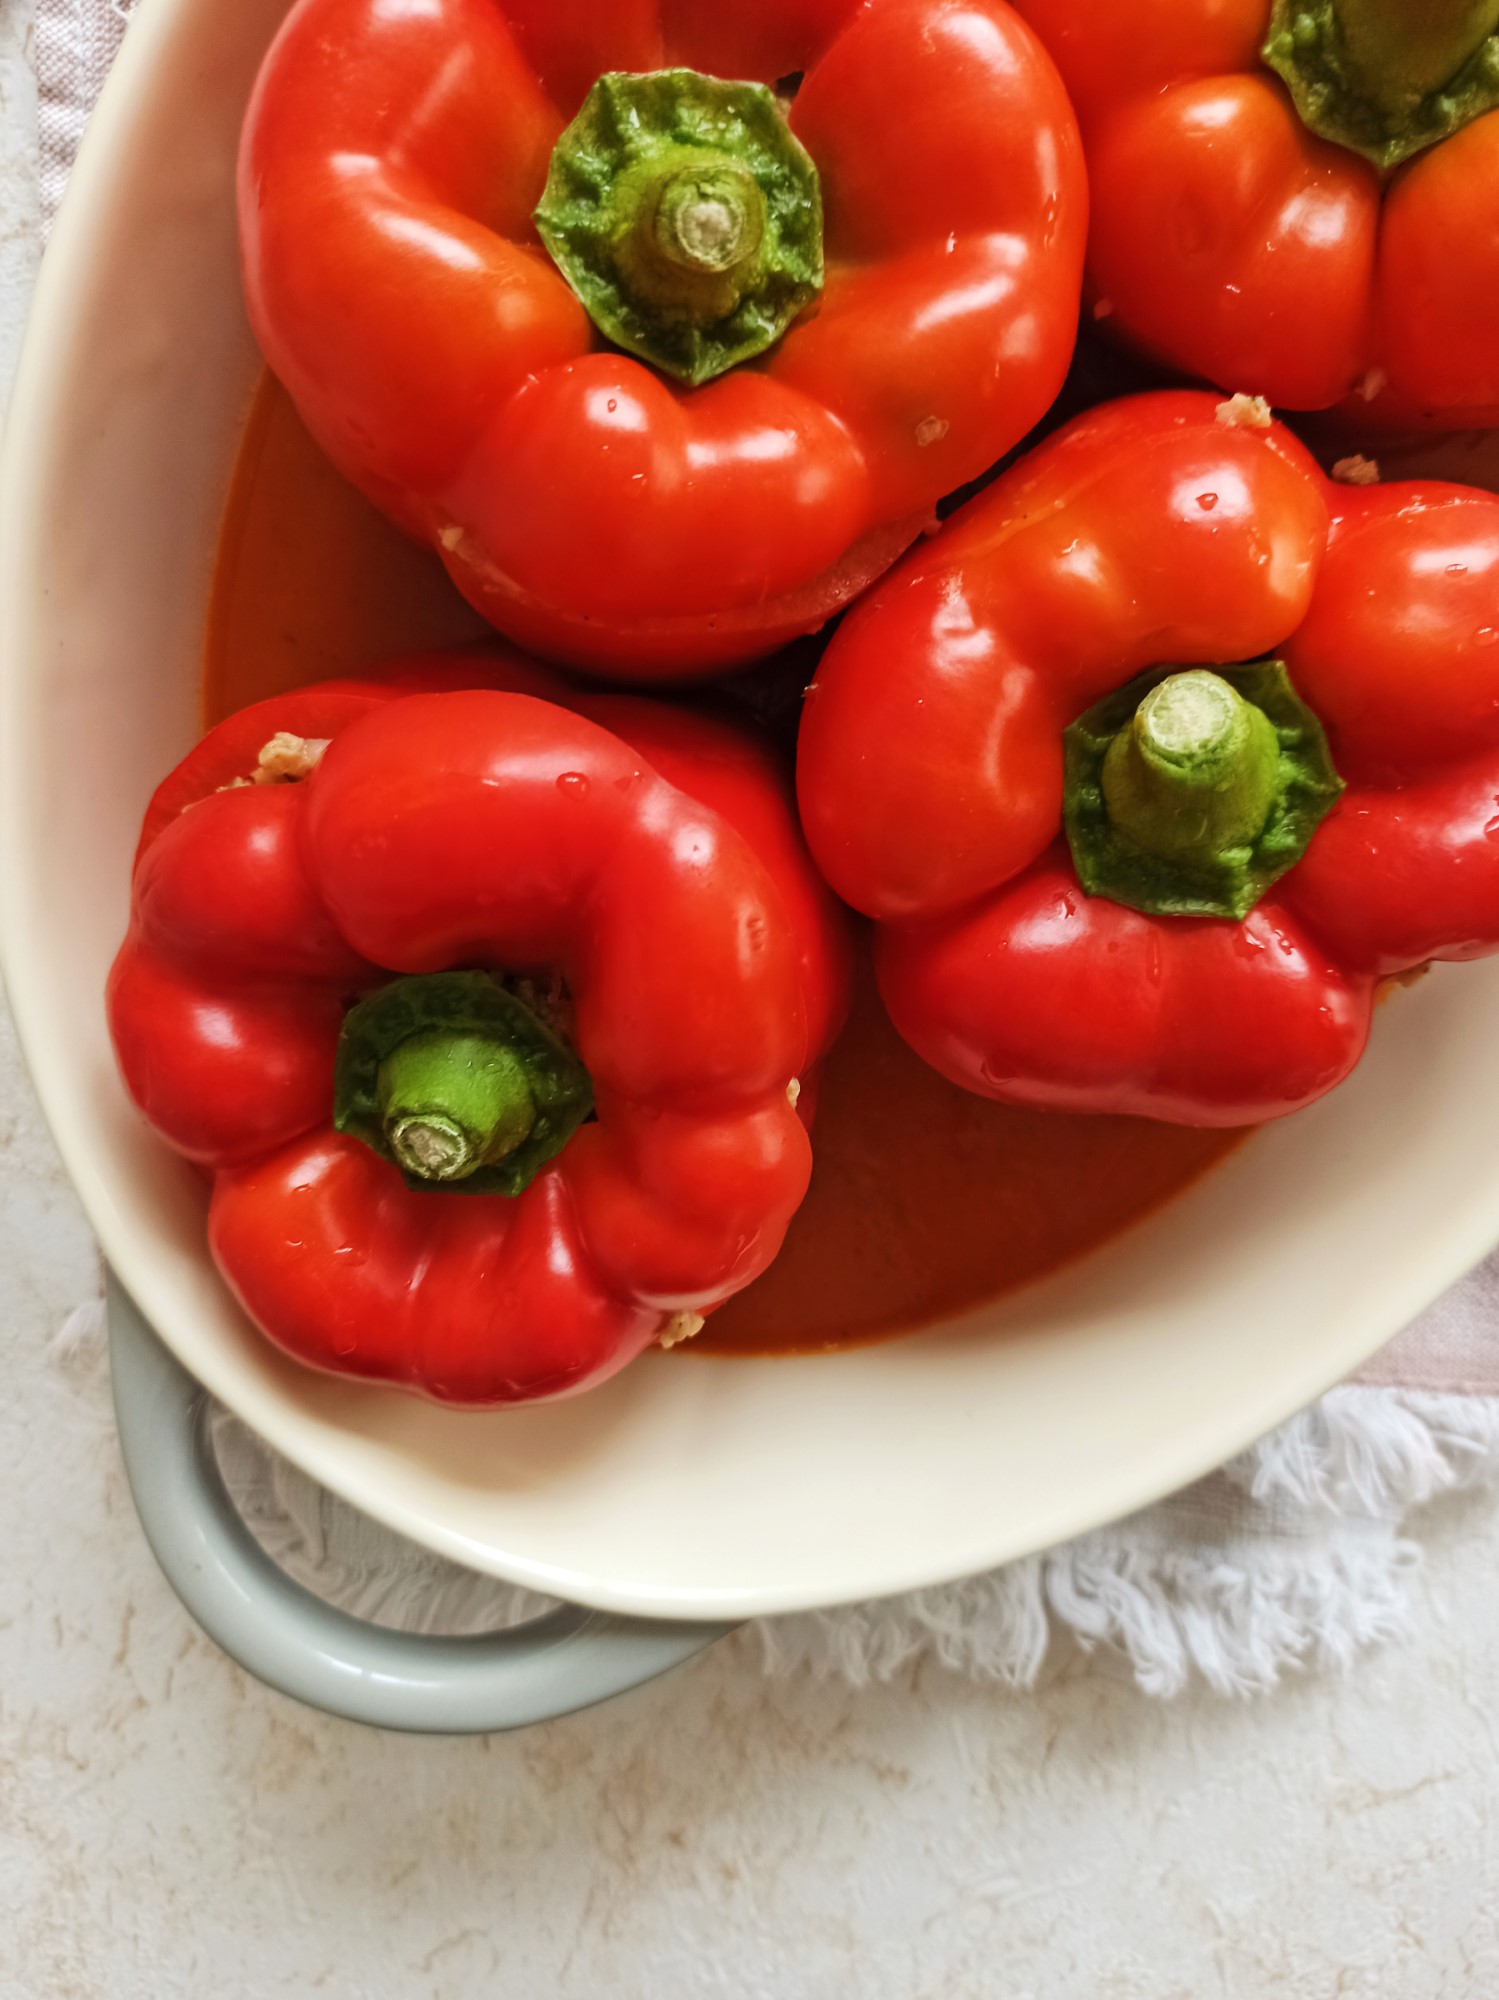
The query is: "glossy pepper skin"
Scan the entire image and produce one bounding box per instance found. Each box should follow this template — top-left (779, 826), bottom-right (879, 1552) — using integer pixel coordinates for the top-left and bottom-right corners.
top-left (238, 0), bottom-right (1086, 679)
top-left (798, 391), bottom-right (1499, 1126)
top-left (108, 653), bottom-right (852, 1404)
top-left (1011, 0), bottom-right (1499, 423)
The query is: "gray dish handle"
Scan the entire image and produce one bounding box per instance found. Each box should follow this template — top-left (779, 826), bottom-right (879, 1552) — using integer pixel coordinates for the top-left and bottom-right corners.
top-left (106, 1272), bottom-right (733, 1733)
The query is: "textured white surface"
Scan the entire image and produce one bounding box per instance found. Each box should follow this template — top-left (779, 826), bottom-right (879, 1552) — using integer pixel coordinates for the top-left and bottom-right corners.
top-left (5, 10), bottom-right (1499, 1995)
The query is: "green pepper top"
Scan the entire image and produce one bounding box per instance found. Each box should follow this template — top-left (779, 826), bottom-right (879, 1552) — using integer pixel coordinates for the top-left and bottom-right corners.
top-left (1264, 0), bottom-right (1499, 169)
top-left (1063, 662), bottom-right (1344, 920)
top-left (334, 971), bottom-right (593, 1195)
top-left (534, 68), bottom-right (823, 385)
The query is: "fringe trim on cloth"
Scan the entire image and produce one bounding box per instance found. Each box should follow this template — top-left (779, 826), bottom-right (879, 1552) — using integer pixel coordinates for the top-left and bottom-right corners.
top-left (55, 1294), bottom-right (1499, 1698)
top-left (758, 1531), bottom-right (1421, 1700)
top-left (1226, 1384), bottom-right (1499, 1513)
top-left (769, 1385), bottom-right (1499, 1697)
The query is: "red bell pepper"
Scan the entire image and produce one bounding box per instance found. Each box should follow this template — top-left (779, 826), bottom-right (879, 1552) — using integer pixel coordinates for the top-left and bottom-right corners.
top-left (1011, 0), bottom-right (1499, 422)
top-left (108, 653), bottom-right (852, 1403)
top-left (798, 390), bottom-right (1499, 1125)
top-left (239, 0), bottom-right (1086, 678)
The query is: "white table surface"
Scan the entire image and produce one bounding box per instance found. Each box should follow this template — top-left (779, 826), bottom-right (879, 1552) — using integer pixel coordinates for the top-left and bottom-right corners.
top-left (4, 12), bottom-right (1499, 1995)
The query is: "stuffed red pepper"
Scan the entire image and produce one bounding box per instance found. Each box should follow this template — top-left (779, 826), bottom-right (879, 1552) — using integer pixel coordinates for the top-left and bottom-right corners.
top-left (799, 391), bottom-right (1499, 1125)
top-left (109, 654), bottom-right (851, 1402)
top-left (239, 0), bottom-right (1086, 677)
top-left (1013, 0), bottom-right (1499, 423)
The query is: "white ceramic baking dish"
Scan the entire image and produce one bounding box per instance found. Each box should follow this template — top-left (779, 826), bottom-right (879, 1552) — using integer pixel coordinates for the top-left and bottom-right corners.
top-left (6, 0), bottom-right (1499, 1725)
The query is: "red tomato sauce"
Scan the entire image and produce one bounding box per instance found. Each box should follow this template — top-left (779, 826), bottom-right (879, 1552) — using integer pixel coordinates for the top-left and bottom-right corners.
top-left (205, 376), bottom-right (1245, 1357)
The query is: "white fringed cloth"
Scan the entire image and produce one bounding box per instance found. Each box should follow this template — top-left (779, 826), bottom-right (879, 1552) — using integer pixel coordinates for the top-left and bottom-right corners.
top-left (35, 0), bottom-right (1499, 1696)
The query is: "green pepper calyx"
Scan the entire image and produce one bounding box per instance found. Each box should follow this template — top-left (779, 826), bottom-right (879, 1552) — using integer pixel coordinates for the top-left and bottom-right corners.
top-left (1263, 0), bottom-right (1499, 169)
top-left (334, 972), bottom-right (593, 1195)
top-left (1062, 663), bottom-right (1344, 921)
top-left (534, 69), bottom-right (823, 386)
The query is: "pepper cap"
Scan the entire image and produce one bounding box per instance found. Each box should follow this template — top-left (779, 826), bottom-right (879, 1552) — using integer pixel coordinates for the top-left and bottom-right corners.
top-left (534, 69), bottom-right (823, 386)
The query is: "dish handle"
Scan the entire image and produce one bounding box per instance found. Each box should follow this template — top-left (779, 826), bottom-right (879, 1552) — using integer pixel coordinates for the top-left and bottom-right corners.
top-left (106, 1271), bottom-right (733, 1733)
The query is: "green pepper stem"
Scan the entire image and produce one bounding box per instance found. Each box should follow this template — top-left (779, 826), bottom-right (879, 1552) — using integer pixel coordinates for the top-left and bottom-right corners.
top-left (377, 1030), bottom-right (537, 1184)
top-left (533, 69), bottom-right (823, 386)
top-left (333, 971), bottom-right (594, 1198)
top-left (1101, 671), bottom-right (1281, 865)
top-left (1063, 661), bottom-right (1343, 921)
top-left (653, 165), bottom-right (764, 277)
top-left (609, 156), bottom-right (770, 329)
top-left (1339, 0), bottom-right (1499, 108)
top-left (1264, 0), bottom-right (1499, 167)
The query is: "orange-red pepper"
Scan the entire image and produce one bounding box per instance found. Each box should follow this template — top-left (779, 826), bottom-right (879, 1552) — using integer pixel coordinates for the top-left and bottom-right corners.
top-left (1013, 0), bottom-right (1499, 423)
top-left (239, 0), bottom-right (1085, 677)
top-left (799, 392), bottom-right (1499, 1124)
top-left (109, 654), bottom-right (851, 1403)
